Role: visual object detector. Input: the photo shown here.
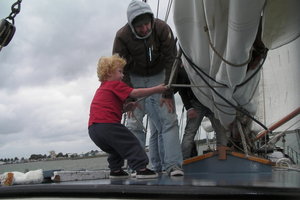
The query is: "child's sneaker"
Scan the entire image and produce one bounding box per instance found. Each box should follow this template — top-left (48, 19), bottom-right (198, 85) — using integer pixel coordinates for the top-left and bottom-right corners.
top-left (136, 168), bottom-right (158, 179)
top-left (109, 169), bottom-right (129, 179)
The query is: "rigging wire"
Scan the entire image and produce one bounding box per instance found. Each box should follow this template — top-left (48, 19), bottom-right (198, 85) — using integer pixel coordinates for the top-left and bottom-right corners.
top-left (180, 46), bottom-right (270, 132)
top-left (237, 120), bottom-right (249, 156)
top-left (156, 0), bottom-right (160, 19)
top-left (164, 0), bottom-right (173, 22)
top-left (236, 50), bottom-right (268, 89)
top-left (203, 26), bottom-right (253, 67)
top-left (233, 74), bottom-right (260, 108)
top-left (259, 119), bottom-right (300, 150)
top-left (177, 50), bottom-right (227, 87)
top-left (178, 105), bottom-right (185, 141)
top-left (201, 0), bottom-right (253, 67)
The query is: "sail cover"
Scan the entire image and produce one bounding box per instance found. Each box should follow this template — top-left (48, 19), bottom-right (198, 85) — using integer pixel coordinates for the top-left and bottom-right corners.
top-left (173, 0), bottom-right (300, 129)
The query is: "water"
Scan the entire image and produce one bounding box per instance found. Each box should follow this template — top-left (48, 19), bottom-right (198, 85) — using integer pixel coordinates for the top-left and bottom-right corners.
top-left (0, 156), bottom-right (109, 174)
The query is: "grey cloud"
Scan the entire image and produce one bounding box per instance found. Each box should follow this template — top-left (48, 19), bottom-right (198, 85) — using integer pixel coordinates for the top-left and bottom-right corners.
top-left (0, 0), bottom-right (179, 159)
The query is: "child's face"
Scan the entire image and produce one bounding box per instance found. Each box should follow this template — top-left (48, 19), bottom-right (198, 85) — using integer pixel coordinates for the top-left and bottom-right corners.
top-left (109, 67), bottom-right (124, 81)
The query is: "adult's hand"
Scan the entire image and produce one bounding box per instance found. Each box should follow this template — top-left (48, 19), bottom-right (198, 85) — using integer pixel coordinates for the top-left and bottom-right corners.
top-left (160, 98), bottom-right (175, 113)
top-left (123, 101), bottom-right (139, 118)
top-left (187, 108), bottom-right (199, 119)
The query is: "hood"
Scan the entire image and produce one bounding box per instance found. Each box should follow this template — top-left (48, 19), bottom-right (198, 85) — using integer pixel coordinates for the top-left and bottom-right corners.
top-left (127, 0), bottom-right (154, 39)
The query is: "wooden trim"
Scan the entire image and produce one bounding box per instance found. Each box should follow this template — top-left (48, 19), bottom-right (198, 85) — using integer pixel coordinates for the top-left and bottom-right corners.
top-left (183, 151), bottom-right (275, 166)
top-left (255, 107), bottom-right (300, 141)
top-left (183, 152), bottom-right (215, 165)
top-left (230, 152), bottom-right (275, 165)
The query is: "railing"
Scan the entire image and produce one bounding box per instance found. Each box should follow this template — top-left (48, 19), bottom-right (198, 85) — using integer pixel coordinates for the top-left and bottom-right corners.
top-left (286, 146), bottom-right (300, 165)
top-left (255, 107), bottom-right (300, 141)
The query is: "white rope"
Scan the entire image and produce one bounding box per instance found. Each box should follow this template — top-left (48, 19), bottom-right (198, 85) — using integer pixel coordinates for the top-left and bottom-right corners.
top-left (237, 120), bottom-right (249, 157)
top-left (170, 84), bottom-right (225, 88)
top-left (156, 0), bottom-right (160, 18)
top-left (164, 0), bottom-right (173, 22)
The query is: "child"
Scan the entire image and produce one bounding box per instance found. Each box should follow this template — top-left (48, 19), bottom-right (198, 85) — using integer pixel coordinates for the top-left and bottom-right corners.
top-left (88, 54), bottom-right (167, 179)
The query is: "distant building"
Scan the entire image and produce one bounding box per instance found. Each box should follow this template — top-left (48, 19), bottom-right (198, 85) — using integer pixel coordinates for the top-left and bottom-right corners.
top-left (49, 151), bottom-right (56, 159)
top-left (67, 153), bottom-right (78, 158)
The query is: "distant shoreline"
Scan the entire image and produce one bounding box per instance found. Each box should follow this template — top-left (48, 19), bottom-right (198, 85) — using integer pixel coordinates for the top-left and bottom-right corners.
top-left (0, 154), bottom-right (108, 166)
top-left (0, 156), bottom-right (109, 174)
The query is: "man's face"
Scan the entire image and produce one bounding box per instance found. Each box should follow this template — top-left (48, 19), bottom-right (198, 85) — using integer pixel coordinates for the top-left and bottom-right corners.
top-left (134, 21), bottom-right (152, 37)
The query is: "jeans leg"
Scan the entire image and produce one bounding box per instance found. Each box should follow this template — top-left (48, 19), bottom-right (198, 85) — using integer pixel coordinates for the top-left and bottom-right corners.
top-left (126, 100), bottom-right (146, 147)
top-left (147, 94), bottom-right (183, 171)
top-left (149, 120), bottom-right (164, 171)
top-left (209, 114), bottom-right (228, 146)
top-left (130, 71), bottom-right (183, 171)
top-left (181, 111), bottom-right (203, 159)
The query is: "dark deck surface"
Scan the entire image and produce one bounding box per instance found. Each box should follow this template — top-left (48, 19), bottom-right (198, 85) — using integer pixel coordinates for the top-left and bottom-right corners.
top-left (1, 153), bottom-right (300, 199)
top-left (1, 169), bottom-right (300, 199)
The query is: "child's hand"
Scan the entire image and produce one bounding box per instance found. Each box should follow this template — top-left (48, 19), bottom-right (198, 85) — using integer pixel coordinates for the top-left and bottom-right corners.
top-left (156, 84), bottom-right (168, 93)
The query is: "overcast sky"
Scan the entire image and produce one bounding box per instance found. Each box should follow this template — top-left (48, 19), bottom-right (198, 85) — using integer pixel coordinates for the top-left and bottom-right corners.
top-left (0, 0), bottom-right (182, 159)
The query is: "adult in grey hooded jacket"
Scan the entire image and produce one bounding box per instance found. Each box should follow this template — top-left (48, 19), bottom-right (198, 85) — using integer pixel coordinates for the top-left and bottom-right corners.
top-left (113, 0), bottom-right (183, 176)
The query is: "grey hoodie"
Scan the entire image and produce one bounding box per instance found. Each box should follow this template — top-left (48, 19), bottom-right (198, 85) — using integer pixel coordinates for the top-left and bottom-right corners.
top-left (127, 0), bottom-right (154, 39)
top-left (113, 1), bottom-right (176, 98)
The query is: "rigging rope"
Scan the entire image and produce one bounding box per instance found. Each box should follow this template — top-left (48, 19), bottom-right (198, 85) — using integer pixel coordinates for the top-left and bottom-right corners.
top-left (201, 1), bottom-right (253, 67)
top-left (233, 76), bottom-right (260, 108)
top-left (178, 105), bottom-right (185, 141)
top-left (180, 46), bottom-right (270, 132)
top-left (259, 119), bottom-right (300, 150)
top-left (203, 26), bottom-right (253, 67)
top-left (236, 50), bottom-right (268, 89)
top-left (237, 120), bottom-right (249, 157)
top-left (178, 48), bottom-right (227, 87)
top-left (164, 0), bottom-right (173, 22)
top-left (156, 0), bottom-right (160, 19)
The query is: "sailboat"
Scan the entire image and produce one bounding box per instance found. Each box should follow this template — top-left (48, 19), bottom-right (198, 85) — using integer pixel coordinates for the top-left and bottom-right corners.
top-left (172, 0), bottom-right (300, 163)
top-left (171, 0), bottom-right (300, 198)
top-left (1, 0), bottom-right (300, 199)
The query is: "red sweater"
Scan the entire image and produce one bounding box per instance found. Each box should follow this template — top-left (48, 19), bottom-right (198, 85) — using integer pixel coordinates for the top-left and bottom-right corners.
top-left (88, 81), bottom-right (133, 126)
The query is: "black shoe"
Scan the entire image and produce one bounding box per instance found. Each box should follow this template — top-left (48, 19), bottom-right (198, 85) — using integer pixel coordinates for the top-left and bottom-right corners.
top-left (136, 168), bottom-right (158, 179)
top-left (109, 169), bottom-right (129, 179)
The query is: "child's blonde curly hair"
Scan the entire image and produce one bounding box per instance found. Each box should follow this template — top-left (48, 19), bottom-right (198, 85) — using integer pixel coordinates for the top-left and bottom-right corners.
top-left (97, 54), bottom-right (127, 82)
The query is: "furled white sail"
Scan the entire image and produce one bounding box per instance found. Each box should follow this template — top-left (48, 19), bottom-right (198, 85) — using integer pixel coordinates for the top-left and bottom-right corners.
top-left (262, 0), bottom-right (300, 50)
top-left (173, 0), bottom-right (300, 133)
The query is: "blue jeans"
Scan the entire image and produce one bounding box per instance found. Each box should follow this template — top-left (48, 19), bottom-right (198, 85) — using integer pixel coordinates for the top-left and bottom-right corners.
top-left (126, 71), bottom-right (183, 172)
top-left (181, 103), bottom-right (207, 160)
top-left (149, 119), bottom-right (165, 171)
top-left (181, 100), bottom-right (228, 159)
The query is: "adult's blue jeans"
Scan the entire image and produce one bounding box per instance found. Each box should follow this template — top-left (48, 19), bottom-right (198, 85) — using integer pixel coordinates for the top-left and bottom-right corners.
top-left (181, 105), bottom-right (206, 160)
top-left (181, 100), bottom-right (228, 159)
top-left (126, 70), bottom-right (183, 172)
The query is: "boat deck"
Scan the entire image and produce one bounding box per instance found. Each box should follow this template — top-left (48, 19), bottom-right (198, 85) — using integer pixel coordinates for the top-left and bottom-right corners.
top-left (0, 169), bottom-right (300, 199)
top-left (1, 153), bottom-right (300, 199)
